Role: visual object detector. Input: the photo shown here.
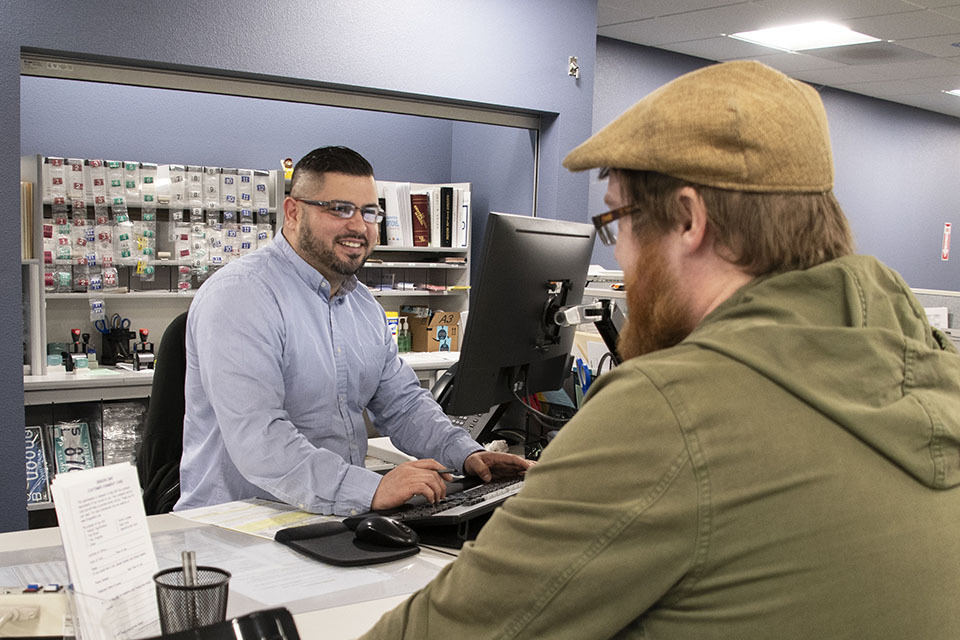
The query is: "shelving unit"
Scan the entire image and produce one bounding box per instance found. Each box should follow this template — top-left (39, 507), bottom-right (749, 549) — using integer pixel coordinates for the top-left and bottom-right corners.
top-left (363, 240), bottom-right (471, 317)
top-left (21, 154), bottom-right (283, 377)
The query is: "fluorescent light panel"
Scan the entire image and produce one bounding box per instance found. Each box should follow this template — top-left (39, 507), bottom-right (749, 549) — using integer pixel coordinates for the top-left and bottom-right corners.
top-left (729, 21), bottom-right (880, 52)
top-left (944, 89), bottom-right (960, 98)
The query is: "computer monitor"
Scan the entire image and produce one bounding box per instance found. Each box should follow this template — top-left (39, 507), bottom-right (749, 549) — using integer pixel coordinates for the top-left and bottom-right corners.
top-left (439, 212), bottom-right (596, 423)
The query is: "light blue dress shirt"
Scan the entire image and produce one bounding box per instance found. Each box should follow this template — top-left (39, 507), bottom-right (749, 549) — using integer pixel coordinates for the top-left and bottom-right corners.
top-left (175, 230), bottom-right (481, 515)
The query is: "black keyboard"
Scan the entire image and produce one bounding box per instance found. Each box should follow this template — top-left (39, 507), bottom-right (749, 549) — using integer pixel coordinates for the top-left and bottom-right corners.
top-left (346, 477), bottom-right (524, 529)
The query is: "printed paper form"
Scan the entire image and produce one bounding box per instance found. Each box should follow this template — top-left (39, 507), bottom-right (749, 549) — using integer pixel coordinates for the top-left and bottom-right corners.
top-left (50, 462), bottom-right (161, 640)
top-left (172, 498), bottom-right (340, 540)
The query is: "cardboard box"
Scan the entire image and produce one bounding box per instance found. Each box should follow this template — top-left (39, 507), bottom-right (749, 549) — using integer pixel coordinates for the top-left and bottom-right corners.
top-left (402, 311), bottom-right (460, 352)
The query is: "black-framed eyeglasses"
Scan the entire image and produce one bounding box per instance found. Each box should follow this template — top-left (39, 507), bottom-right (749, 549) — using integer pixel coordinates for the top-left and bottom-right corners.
top-left (294, 198), bottom-right (384, 225)
top-left (592, 204), bottom-right (642, 246)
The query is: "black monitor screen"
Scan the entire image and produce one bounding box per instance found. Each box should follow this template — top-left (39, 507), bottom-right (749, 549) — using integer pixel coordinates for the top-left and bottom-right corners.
top-left (443, 212), bottom-right (596, 416)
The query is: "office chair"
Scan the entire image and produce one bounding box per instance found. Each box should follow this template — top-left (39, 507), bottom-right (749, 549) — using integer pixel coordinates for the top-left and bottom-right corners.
top-left (137, 311), bottom-right (188, 515)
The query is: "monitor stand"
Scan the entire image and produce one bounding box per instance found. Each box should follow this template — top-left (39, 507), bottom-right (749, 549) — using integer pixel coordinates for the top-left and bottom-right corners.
top-left (431, 364), bottom-right (509, 443)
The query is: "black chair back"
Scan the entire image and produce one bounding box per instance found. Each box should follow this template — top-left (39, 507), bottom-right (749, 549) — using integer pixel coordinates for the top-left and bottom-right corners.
top-left (138, 311), bottom-right (188, 514)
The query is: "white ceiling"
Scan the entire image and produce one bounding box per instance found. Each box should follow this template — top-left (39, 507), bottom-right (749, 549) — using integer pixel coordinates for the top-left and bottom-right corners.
top-left (597, 0), bottom-right (960, 119)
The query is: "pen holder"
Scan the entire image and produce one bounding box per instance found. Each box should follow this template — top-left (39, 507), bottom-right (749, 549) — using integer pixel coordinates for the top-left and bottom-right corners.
top-left (153, 566), bottom-right (231, 634)
top-left (101, 328), bottom-right (134, 365)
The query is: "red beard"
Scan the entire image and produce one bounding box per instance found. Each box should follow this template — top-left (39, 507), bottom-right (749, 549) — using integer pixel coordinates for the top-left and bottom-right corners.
top-left (618, 236), bottom-right (696, 360)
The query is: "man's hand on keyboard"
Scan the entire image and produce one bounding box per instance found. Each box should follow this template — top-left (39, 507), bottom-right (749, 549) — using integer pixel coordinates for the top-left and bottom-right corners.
top-left (371, 459), bottom-right (456, 510)
top-left (463, 451), bottom-right (534, 483)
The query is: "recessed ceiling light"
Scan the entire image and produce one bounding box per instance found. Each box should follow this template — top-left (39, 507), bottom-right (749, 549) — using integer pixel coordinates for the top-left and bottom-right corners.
top-left (728, 21), bottom-right (881, 52)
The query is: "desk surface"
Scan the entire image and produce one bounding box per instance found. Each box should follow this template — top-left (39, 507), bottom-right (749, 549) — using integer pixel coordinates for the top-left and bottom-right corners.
top-left (0, 514), bottom-right (452, 640)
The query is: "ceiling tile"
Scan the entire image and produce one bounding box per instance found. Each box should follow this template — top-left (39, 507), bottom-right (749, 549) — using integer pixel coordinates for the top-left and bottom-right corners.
top-left (838, 78), bottom-right (937, 95)
top-left (790, 56), bottom-right (960, 87)
top-left (901, 1), bottom-right (960, 8)
top-left (598, 4), bottom-right (796, 46)
top-left (803, 40), bottom-right (934, 65)
top-left (734, 51), bottom-right (851, 72)
top-left (894, 32), bottom-right (960, 56)
top-left (598, 6), bottom-right (645, 27)
top-left (893, 91), bottom-right (960, 117)
top-left (598, 0), bottom-right (749, 22)
top-left (654, 36), bottom-right (778, 60)
top-left (797, 56), bottom-right (960, 82)
top-left (595, 0), bottom-right (960, 120)
top-left (931, 4), bottom-right (960, 17)
top-left (751, 0), bottom-right (920, 21)
top-left (846, 9), bottom-right (960, 38)
top-left (908, 68), bottom-right (960, 88)
top-left (792, 67), bottom-right (872, 85)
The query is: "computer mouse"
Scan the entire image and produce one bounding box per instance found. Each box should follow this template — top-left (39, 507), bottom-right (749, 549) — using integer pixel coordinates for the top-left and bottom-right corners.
top-left (354, 515), bottom-right (420, 548)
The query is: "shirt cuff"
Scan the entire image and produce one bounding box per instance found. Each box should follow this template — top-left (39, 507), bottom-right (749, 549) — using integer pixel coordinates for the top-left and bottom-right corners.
top-left (334, 464), bottom-right (385, 516)
top-left (447, 438), bottom-right (486, 473)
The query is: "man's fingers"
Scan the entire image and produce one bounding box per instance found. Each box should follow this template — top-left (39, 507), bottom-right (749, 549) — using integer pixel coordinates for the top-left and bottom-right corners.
top-left (413, 469), bottom-right (447, 503)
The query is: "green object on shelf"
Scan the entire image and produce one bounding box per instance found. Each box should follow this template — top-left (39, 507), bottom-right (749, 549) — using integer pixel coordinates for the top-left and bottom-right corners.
top-left (46, 342), bottom-right (69, 355)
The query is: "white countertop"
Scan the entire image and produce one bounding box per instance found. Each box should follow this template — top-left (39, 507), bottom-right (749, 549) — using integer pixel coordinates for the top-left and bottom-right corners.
top-left (24, 352), bottom-right (457, 388)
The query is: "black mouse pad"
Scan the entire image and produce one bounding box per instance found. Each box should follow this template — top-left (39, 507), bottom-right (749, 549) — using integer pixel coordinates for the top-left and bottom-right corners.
top-left (274, 521), bottom-right (419, 567)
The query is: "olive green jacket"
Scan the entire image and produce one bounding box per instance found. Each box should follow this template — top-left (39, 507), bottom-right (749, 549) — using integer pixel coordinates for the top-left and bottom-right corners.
top-left (361, 255), bottom-right (960, 639)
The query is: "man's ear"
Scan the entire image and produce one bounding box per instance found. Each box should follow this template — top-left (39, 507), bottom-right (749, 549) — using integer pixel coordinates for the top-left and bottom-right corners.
top-left (282, 196), bottom-right (301, 235)
top-left (674, 186), bottom-right (709, 253)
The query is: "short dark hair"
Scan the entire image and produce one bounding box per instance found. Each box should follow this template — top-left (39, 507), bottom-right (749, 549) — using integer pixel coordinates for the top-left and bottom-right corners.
top-left (290, 146), bottom-right (374, 194)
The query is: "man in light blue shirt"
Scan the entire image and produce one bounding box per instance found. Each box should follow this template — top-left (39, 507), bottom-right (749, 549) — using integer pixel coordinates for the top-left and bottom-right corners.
top-left (176, 146), bottom-right (531, 516)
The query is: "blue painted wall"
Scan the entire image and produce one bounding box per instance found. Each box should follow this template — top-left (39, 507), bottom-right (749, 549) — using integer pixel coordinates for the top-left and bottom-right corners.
top-left (20, 76), bottom-right (456, 183)
top-left (451, 121), bottom-right (537, 283)
top-left (590, 37), bottom-right (960, 294)
top-left (827, 88), bottom-right (960, 290)
top-left (0, 0), bottom-right (597, 531)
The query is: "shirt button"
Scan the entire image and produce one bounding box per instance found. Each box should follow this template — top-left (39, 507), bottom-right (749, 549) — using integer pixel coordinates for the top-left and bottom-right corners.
top-left (298, 503), bottom-right (305, 510)
top-left (350, 509), bottom-right (358, 516)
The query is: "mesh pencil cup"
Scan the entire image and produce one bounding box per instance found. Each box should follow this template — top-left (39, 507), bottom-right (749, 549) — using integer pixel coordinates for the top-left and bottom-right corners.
top-left (153, 566), bottom-right (231, 634)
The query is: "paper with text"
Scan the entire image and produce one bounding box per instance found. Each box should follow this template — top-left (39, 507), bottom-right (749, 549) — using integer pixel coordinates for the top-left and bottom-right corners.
top-left (51, 463), bottom-right (161, 640)
top-left (173, 498), bottom-right (339, 540)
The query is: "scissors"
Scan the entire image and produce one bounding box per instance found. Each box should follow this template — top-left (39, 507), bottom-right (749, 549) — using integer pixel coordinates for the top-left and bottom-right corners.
top-left (576, 358), bottom-right (592, 394)
top-left (95, 313), bottom-right (131, 334)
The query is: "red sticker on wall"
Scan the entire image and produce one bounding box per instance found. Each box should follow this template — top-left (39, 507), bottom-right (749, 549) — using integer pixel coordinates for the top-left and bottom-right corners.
top-left (942, 222), bottom-right (952, 261)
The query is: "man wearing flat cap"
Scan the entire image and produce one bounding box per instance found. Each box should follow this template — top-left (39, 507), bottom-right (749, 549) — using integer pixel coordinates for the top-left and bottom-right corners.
top-left (360, 61), bottom-right (960, 639)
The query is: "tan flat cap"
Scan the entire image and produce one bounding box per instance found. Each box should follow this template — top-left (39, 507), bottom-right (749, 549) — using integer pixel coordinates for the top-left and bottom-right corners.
top-left (563, 60), bottom-right (833, 193)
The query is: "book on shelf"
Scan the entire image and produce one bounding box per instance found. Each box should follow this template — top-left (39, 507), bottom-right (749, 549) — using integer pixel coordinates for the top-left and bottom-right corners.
top-left (459, 188), bottom-right (468, 246)
top-left (377, 196), bottom-right (388, 246)
top-left (456, 189), bottom-right (470, 248)
top-left (377, 181), bottom-right (470, 249)
top-left (378, 181), bottom-right (410, 247)
top-left (440, 186), bottom-right (454, 247)
top-left (410, 193), bottom-right (431, 247)
top-left (428, 186), bottom-right (442, 247)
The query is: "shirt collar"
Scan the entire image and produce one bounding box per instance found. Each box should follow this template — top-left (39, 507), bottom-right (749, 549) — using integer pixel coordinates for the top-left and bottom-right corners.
top-left (275, 228), bottom-right (359, 298)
